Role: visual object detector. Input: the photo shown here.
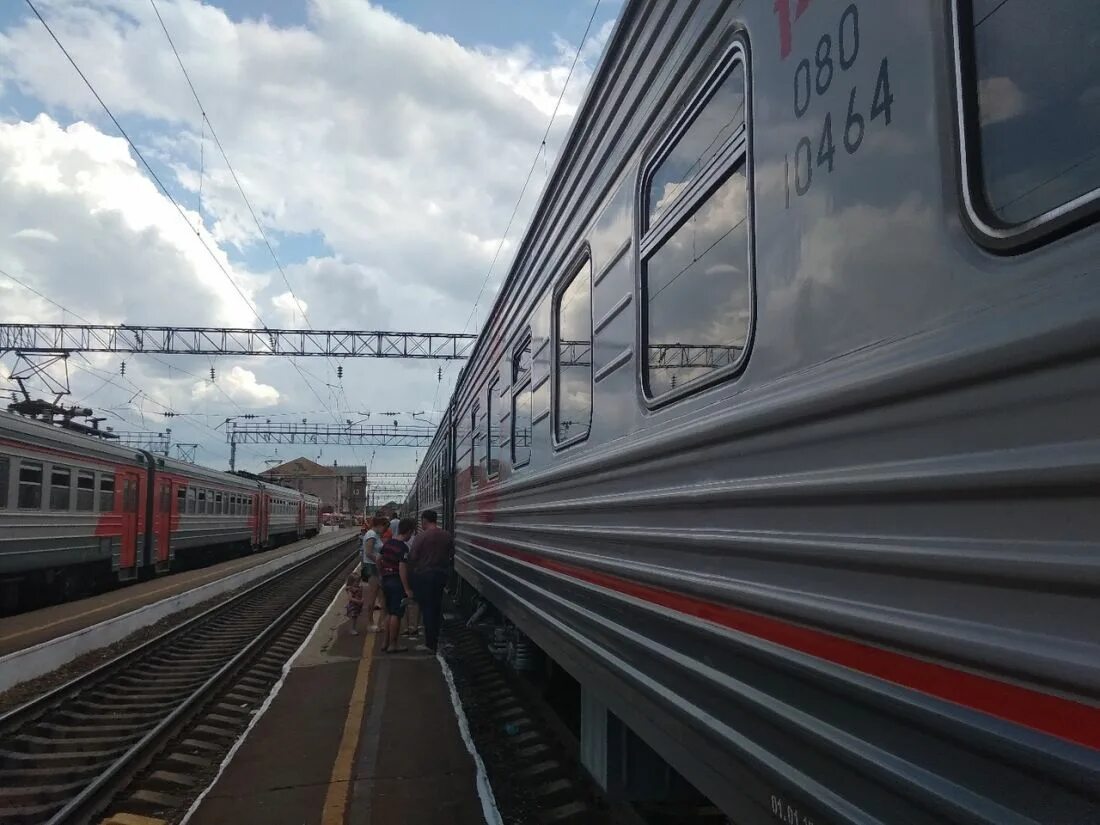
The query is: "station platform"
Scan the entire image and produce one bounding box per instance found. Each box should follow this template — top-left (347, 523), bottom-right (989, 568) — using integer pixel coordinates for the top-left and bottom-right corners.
top-left (0, 530), bottom-right (353, 657)
top-left (184, 582), bottom-right (487, 825)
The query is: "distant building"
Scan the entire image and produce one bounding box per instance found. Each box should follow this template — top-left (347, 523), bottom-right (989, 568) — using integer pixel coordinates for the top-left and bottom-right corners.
top-left (260, 458), bottom-right (403, 515)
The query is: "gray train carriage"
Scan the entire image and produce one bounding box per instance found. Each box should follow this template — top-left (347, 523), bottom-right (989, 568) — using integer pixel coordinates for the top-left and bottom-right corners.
top-left (419, 1), bottom-right (1100, 822)
top-left (0, 410), bottom-right (154, 604)
top-left (166, 458), bottom-right (261, 562)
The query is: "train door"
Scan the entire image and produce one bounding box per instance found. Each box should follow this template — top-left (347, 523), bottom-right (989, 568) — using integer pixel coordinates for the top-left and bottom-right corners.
top-left (118, 471), bottom-right (141, 577)
top-left (258, 493), bottom-right (271, 547)
top-left (154, 479), bottom-right (173, 572)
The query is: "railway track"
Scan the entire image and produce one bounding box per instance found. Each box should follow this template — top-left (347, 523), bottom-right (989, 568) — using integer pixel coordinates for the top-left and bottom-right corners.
top-left (0, 539), bottom-right (357, 825)
top-left (441, 610), bottom-right (728, 825)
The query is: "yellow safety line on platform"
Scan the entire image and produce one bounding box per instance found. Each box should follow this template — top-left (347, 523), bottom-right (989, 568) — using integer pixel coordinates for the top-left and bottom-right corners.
top-left (320, 629), bottom-right (376, 825)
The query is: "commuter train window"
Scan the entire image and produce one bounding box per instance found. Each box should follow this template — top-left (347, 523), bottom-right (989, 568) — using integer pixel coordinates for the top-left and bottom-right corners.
top-left (954, 0), bottom-right (1100, 243)
top-left (215, 491), bottom-right (223, 514)
top-left (19, 462), bottom-right (43, 509)
top-left (198, 489), bottom-right (207, 514)
top-left (553, 256), bottom-right (593, 446)
top-left (486, 377), bottom-right (499, 479)
top-left (123, 478), bottom-right (138, 513)
top-left (177, 486), bottom-right (186, 514)
top-left (99, 474), bottom-right (115, 511)
top-left (640, 47), bottom-right (752, 401)
top-left (0, 457), bottom-right (9, 508)
top-left (49, 467), bottom-right (72, 510)
top-left (76, 471), bottom-right (95, 511)
top-left (512, 333), bottom-right (533, 468)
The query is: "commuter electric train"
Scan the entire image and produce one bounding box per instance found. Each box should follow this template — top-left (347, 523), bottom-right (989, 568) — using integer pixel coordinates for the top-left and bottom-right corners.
top-left (408, 1), bottom-right (1100, 822)
top-left (0, 410), bottom-right (320, 609)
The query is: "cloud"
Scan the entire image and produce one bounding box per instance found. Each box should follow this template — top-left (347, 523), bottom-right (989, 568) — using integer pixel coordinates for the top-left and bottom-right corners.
top-left (271, 291), bottom-right (308, 326)
top-left (0, 0), bottom-right (611, 471)
top-left (11, 227), bottom-right (59, 243)
top-left (191, 365), bottom-right (279, 407)
top-left (978, 76), bottom-right (1026, 126)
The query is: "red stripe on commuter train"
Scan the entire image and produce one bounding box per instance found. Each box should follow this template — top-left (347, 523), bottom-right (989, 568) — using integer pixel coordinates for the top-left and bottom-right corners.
top-left (483, 542), bottom-right (1100, 753)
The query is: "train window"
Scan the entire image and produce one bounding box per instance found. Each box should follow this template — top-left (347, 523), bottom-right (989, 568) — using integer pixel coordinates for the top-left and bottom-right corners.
top-left (198, 489), bottom-right (207, 514)
top-left (186, 487), bottom-right (196, 514)
top-left (99, 474), bottom-right (115, 511)
top-left (177, 487), bottom-right (186, 514)
top-left (49, 467), bottom-right (72, 510)
top-left (553, 256), bottom-right (593, 446)
top-left (512, 333), bottom-right (532, 468)
top-left (954, 0), bottom-right (1100, 245)
top-left (647, 61), bottom-right (745, 231)
top-left (470, 403), bottom-right (480, 486)
top-left (76, 471), bottom-right (95, 511)
top-left (487, 377), bottom-right (499, 479)
top-left (18, 462), bottom-right (43, 509)
top-left (215, 492), bottom-right (223, 514)
top-left (123, 478), bottom-right (138, 513)
top-left (640, 47), bottom-right (752, 402)
top-left (0, 457), bottom-right (8, 508)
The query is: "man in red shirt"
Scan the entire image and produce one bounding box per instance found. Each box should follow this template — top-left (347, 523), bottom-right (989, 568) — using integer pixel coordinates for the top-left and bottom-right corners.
top-left (409, 509), bottom-right (454, 653)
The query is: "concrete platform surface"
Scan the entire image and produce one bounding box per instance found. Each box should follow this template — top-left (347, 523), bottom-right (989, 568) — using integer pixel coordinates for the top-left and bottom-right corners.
top-left (0, 530), bottom-right (355, 657)
top-left (185, 584), bottom-right (485, 825)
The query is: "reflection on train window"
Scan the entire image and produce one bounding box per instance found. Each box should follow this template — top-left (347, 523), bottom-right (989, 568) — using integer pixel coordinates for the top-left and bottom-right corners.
top-left (77, 471), bottom-right (95, 511)
top-left (553, 257), bottom-right (593, 445)
top-left (648, 62), bottom-right (745, 230)
top-left (0, 456), bottom-right (9, 508)
top-left (487, 377), bottom-right (499, 479)
top-left (99, 474), bottom-right (115, 511)
top-left (641, 48), bottom-right (751, 400)
top-left (512, 334), bottom-right (533, 467)
top-left (19, 461), bottom-right (43, 509)
top-left (959, 0), bottom-right (1100, 226)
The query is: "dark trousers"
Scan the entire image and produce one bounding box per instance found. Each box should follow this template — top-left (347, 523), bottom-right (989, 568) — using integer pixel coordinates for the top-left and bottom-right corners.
top-left (414, 568), bottom-right (449, 651)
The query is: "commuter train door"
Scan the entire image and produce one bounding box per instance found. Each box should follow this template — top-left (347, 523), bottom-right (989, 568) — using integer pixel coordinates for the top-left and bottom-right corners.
top-left (119, 470), bottom-right (142, 573)
top-left (258, 492), bottom-right (271, 546)
top-left (154, 479), bottom-right (173, 570)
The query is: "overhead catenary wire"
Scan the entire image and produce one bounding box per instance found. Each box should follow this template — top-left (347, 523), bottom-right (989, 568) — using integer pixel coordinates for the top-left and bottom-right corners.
top-left (431, 0), bottom-right (603, 419)
top-left (25, 0), bottom-right (346, 447)
top-left (147, 0), bottom-right (371, 468)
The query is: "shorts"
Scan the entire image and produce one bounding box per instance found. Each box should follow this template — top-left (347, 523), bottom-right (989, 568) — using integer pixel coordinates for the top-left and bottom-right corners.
top-left (361, 561), bottom-right (377, 579)
top-left (381, 576), bottom-right (407, 617)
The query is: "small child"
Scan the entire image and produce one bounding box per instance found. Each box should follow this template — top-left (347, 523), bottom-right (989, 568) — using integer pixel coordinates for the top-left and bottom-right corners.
top-left (344, 571), bottom-right (364, 635)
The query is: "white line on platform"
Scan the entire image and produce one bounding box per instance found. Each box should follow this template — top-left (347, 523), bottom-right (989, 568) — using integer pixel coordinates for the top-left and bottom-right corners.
top-left (438, 652), bottom-right (505, 825)
top-left (178, 582), bottom-right (346, 825)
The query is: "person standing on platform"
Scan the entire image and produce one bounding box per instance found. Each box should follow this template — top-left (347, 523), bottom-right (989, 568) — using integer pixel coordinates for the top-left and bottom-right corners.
top-left (379, 517), bottom-right (416, 653)
top-left (389, 512), bottom-right (400, 539)
top-left (343, 570), bottom-right (364, 635)
top-left (360, 517), bottom-right (388, 632)
top-left (410, 509), bottom-right (454, 653)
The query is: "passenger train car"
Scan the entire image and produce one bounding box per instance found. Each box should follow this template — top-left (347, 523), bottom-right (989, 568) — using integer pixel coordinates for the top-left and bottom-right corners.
top-left (0, 410), bottom-right (320, 608)
top-left (409, 1), bottom-right (1100, 822)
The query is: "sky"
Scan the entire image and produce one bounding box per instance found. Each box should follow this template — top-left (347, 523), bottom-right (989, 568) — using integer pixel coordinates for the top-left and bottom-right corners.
top-left (0, 0), bottom-right (618, 486)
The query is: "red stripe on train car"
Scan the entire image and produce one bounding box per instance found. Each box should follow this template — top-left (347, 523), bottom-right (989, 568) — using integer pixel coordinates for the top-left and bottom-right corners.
top-left (483, 542), bottom-right (1100, 752)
